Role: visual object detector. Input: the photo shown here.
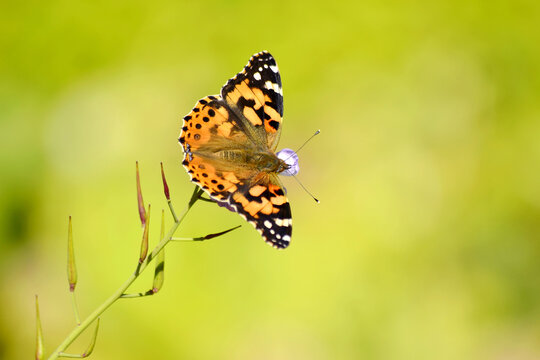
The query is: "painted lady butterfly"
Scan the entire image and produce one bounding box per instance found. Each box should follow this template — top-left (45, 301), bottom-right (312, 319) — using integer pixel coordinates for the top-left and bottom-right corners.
top-left (178, 51), bottom-right (298, 249)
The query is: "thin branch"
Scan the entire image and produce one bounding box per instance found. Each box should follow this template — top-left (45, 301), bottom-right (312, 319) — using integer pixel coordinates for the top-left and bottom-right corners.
top-left (46, 186), bottom-right (202, 360)
top-left (70, 292), bottom-right (81, 326)
top-left (197, 196), bottom-right (215, 203)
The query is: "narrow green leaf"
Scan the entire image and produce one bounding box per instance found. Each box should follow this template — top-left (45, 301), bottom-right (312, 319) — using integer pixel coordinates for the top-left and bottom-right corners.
top-left (171, 225), bottom-right (241, 241)
top-left (81, 318), bottom-right (100, 357)
top-left (136, 161), bottom-right (146, 226)
top-left (139, 204), bottom-right (151, 263)
top-left (201, 225), bottom-right (242, 240)
top-left (67, 216), bottom-right (77, 292)
top-left (35, 295), bottom-right (44, 360)
top-left (152, 209), bottom-right (166, 293)
top-left (56, 318), bottom-right (99, 358)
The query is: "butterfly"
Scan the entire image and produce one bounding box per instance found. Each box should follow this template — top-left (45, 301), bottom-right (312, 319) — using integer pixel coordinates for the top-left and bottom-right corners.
top-left (178, 51), bottom-right (299, 249)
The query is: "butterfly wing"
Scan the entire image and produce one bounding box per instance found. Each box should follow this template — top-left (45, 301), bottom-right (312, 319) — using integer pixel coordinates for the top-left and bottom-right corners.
top-left (178, 52), bottom-right (292, 248)
top-left (179, 95), bottom-right (254, 201)
top-left (221, 51), bottom-right (284, 152)
top-left (222, 174), bottom-right (292, 249)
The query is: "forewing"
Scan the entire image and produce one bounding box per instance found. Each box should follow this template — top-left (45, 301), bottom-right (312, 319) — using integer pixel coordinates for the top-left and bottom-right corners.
top-left (179, 95), bottom-right (254, 200)
top-left (221, 51), bottom-right (284, 151)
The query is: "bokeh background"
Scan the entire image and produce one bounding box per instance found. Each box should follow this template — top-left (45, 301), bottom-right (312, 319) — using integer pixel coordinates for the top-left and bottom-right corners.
top-left (1, 1), bottom-right (539, 359)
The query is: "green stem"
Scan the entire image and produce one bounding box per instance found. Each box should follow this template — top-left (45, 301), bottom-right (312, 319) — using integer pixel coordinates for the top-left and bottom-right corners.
top-left (167, 200), bottom-right (179, 223)
top-left (46, 188), bottom-right (201, 360)
top-left (70, 291), bottom-right (81, 325)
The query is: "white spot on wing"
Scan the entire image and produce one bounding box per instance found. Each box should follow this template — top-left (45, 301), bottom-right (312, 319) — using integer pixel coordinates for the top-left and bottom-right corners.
top-left (275, 218), bottom-right (291, 227)
top-left (264, 220), bottom-right (272, 228)
top-left (270, 65), bottom-right (279, 73)
top-left (253, 72), bottom-right (261, 81)
top-left (264, 81), bottom-right (283, 95)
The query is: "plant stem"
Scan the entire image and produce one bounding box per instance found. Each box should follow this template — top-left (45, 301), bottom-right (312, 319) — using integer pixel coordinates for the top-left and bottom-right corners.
top-left (46, 190), bottom-right (200, 360)
top-left (70, 291), bottom-right (81, 325)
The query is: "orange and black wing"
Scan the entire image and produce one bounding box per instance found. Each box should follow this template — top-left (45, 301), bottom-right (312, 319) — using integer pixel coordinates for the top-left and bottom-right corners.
top-left (219, 174), bottom-right (292, 249)
top-left (178, 52), bottom-right (292, 248)
top-left (179, 95), bottom-right (252, 201)
top-left (221, 51), bottom-right (284, 151)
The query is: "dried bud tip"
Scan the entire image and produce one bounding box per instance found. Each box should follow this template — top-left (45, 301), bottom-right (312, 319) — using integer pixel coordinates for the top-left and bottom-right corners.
top-left (160, 162), bottom-right (170, 201)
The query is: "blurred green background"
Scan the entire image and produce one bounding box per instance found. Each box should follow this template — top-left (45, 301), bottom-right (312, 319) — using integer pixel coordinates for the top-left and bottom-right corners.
top-left (1, 1), bottom-right (540, 359)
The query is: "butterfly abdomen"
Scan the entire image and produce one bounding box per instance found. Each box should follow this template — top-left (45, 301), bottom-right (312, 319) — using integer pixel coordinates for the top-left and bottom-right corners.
top-left (219, 149), bottom-right (246, 162)
top-left (215, 149), bottom-right (284, 174)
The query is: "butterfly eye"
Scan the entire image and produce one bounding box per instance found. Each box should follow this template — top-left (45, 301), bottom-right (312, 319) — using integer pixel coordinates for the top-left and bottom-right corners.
top-left (276, 148), bottom-right (299, 176)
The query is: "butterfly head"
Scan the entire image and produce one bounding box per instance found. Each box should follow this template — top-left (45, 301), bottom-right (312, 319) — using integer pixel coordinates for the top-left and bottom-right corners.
top-left (244, 151), bottom-right (283, 174)
top-left (276, 148), bottom-right (299, 176)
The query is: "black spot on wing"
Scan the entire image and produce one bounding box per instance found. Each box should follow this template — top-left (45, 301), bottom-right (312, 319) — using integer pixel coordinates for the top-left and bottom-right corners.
top-left (237, 97), bottom-right (256, 109)
top-left (268, 120), bottom-right (280, 131)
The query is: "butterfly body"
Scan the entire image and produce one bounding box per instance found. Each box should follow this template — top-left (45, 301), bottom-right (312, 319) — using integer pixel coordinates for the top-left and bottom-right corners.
top-left (178, 51), bottom-right (295, 249)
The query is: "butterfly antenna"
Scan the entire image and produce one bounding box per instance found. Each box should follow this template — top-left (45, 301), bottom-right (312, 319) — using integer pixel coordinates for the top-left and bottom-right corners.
top-left (284, 129), bottom-right (321, 162)
top-left (292, 174), bottom-right (320, 204)
top-left (295, 129), bottom-right (320, 155)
